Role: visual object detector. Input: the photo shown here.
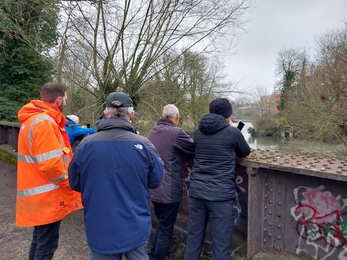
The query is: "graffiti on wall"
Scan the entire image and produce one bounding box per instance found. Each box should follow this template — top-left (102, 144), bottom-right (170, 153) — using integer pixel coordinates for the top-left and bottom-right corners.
top-left (291, 185), bottom-right (347, 260)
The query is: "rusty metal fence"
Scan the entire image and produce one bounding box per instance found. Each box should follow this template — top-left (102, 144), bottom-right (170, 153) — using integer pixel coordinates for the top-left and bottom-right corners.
top-left (1, 121), bottom-right (347, 260)
top-left (180, 149), bottom-right (347, 259)
top-left (240, 150), bottom-right (347, 260)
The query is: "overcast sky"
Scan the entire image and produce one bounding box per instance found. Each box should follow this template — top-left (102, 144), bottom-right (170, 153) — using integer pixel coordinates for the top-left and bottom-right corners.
top-left (225, 0), bottom-right (347, 94)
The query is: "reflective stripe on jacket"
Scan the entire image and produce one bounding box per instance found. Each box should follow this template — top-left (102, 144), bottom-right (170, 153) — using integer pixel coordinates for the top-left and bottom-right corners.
top-left (16, 100), bottom-right (82, 227)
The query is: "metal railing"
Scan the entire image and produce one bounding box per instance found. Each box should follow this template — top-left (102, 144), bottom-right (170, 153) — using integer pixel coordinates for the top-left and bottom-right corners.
top-left (240, 150), bottom-right (347, 260)
top-left (0, 121), bottom-right (21, 152)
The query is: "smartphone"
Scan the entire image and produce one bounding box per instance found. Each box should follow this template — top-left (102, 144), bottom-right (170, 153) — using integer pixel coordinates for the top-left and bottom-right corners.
top-left (237, 121), bottom-right (245, 131)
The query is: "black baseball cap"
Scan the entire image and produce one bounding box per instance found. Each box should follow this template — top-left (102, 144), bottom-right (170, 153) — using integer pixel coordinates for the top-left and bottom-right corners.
top-left (105, 92), bottom-right (133, 108)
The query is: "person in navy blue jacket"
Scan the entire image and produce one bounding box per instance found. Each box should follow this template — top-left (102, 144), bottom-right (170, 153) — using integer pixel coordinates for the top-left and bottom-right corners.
top-left (64, 115), bottom-right (96, 147)
top-left (68, 92), bottom-right (164, 260)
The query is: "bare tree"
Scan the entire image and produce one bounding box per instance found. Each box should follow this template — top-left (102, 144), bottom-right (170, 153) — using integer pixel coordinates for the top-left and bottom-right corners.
top-left (283, 24), bottom-right (347, 143)
top-left (133, 51), bottom-right (228, 134)
top-left (58, 0), bottom-right (253, 110)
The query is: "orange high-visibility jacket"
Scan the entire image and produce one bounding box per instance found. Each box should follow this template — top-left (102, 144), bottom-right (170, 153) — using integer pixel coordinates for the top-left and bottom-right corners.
top-left (16, 100), bottom-right (83, 227)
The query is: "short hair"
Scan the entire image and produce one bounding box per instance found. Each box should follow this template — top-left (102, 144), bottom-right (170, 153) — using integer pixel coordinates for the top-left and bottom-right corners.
top-left (40, 82), bottom-right (67, 103)
top-left (106, 106), bottom-right (133, 120)
top-left (162, 104), bottom-right (179, 120)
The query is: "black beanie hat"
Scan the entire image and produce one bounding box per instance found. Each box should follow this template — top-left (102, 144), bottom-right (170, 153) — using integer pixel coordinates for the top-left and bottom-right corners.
top-left (209, 98), bottom-right (233, 118)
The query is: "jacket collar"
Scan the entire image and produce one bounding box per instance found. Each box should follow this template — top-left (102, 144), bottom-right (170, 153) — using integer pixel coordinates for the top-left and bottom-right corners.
top-left (97, 117), bottom-right (138, 134)
top-left (18, 100), bottom-right (66, 128)
top-left (157, 118), bottom-right (176, 126)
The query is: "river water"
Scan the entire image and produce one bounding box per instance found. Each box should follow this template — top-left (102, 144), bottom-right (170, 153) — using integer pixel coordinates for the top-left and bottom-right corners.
top-left (239, 121), bottom-right (347, 160)
top-left (240, 121), bottom-right (282, 151)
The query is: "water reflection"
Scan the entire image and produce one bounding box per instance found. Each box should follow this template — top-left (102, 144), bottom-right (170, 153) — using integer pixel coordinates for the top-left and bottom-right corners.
top-left (247, 136), bottom-right (280, 151)
top-left (240, 121), bottom-right (280, 151)
top-left (239, 121), bottom-right (347, 160)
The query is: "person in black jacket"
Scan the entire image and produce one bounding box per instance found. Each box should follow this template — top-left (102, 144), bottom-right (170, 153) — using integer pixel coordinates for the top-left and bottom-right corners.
top-left (147, 104), bottom-right (195, 260)
top-left (184, 98), bottom-right (250, 260)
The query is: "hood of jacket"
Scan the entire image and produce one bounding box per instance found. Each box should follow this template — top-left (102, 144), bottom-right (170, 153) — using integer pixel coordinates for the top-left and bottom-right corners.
top-left (17, 100), bottom-right (67, 128)
top-left (198, 113), bottom-right (230, 135)
top-left (97, 117), bottom-right (138, 134)
top-left (65, 118), bottom-right (77, 128)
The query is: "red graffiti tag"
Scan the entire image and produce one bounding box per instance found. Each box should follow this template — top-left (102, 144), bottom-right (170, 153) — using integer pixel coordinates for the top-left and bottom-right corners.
top-left (295, 202), bottom-right (347, 248)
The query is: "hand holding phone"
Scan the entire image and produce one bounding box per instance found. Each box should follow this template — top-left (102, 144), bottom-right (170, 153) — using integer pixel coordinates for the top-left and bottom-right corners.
top-left (237, 121), bottom-right (245, 131)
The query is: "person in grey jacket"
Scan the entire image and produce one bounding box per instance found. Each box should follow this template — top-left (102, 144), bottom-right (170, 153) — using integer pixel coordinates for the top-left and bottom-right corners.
top-left (148, 104), bottom-right (195, 260)
top-left (184, 98), bottom-right (250, 260)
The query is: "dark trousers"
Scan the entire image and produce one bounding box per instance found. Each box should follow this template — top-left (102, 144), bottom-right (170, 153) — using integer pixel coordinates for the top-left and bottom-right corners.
top-left (148, 201), bottom-right (180, 260)
top-left (184, 198), bottom-right (236, 260)
top-left (91, 241), bottom-right (148, 260)
top-left (29, 220), bottom-right (61, 260)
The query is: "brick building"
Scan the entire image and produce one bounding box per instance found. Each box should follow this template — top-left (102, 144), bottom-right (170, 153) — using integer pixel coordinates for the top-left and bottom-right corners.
top-left (260, 93), bottom-right (280, 115)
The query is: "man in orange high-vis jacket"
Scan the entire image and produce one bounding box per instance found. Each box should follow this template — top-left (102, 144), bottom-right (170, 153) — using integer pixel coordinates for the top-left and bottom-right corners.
top-left (16, 82), bottom-right (83, 260)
